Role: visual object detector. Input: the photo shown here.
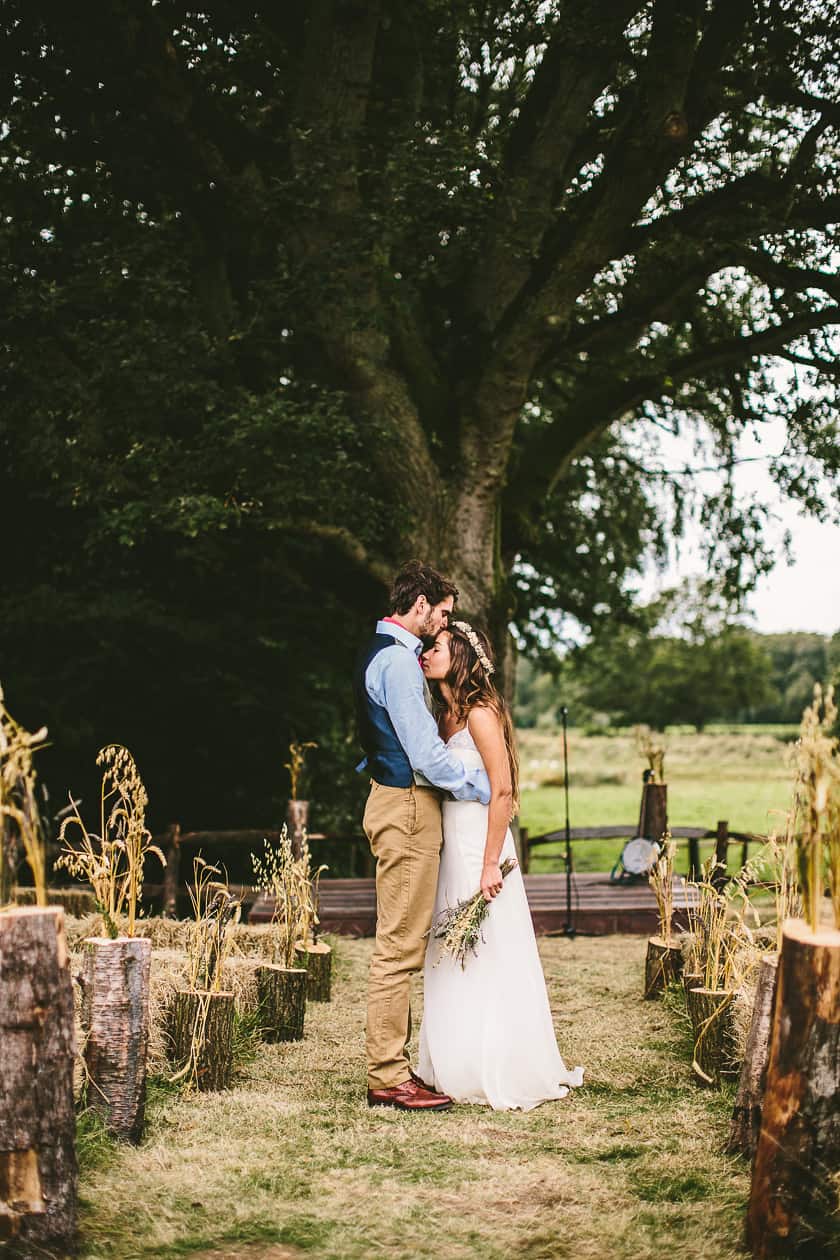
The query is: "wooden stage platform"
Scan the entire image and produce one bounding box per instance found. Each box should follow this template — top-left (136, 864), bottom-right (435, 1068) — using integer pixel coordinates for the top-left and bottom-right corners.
top-left (250, 873), bottom-right (698, 937)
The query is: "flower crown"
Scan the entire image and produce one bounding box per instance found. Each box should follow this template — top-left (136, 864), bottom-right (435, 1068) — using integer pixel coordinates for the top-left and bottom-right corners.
top-left (451, 620), bottom-right (495, 677)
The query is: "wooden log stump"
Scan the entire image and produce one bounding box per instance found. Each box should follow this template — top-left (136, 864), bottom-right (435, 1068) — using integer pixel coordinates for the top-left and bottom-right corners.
top-left (747, 920), bottom-right (840, 1258)
top-left (0, 906), bottom-right (77, 1254)
top-left (257, 965), bottom-right (307, 1041)
top-left (644, 935), bottom-right (683, 999)
top-left (295, 941), bottom-right (333, 1002)
top-left (81, 936), bottom-right (151, 1142)
top-left (727, 954), bottom-right (779, 1158)
top-left (169, 989), bottom-right (235, 1091)
top-left (686, 986), bottom-right (738, 1087)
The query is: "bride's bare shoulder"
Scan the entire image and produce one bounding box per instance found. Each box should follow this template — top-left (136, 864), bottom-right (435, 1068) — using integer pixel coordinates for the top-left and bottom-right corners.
top-left (466, 704), bottom-right (502, 736)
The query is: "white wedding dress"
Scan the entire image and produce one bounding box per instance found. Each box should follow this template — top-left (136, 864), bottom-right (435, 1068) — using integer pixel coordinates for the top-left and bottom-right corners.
top-left (417, 724), bottom-right (584, 1110)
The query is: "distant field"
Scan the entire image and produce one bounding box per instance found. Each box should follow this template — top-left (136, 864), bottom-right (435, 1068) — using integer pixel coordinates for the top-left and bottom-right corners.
top-left (517, 725), bottom-right (796, 875)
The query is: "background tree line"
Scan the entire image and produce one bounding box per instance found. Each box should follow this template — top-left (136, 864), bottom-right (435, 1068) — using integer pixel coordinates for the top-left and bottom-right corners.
top-left (515, 584), bottom-right (840, 731)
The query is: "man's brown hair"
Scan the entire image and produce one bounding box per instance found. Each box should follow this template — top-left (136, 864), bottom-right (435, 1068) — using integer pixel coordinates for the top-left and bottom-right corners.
top-left (389, 560), bottom-right (459, 615)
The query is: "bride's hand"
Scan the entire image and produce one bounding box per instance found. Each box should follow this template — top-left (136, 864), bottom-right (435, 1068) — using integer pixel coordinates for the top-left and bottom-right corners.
top-left (480, 861), bottom-right (504, 902)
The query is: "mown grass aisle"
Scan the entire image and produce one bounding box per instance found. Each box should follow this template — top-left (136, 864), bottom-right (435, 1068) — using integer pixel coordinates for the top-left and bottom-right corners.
top-left (77, 936), bottom-right (749, 1260)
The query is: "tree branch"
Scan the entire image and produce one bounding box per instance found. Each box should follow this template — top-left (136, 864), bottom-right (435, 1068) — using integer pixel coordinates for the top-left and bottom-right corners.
top-left (511, 305), bottom-right (840, 506)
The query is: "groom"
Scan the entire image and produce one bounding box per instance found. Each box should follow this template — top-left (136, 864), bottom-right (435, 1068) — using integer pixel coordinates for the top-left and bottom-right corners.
top-left (355, 560), bottom-right (491, 1111)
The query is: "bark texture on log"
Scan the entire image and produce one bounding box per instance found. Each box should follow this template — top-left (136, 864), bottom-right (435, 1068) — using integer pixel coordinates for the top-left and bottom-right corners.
top-left (683, 970), bottom-right (703, 998)
top-left (644, 935), bottom-right (683, 999)
top-left (638, 782), bottom-right (667, 844)
top-left (0, 906), bottom-right (77, 1254)
top-left (81, 936), bottom-right (151, 1142)
top-left (295, 941), bottom-right (332, 1002)
top-left (686, 986), bottom-right (738, 1087)
top-left (257, 965), bottom-right (307, 1041)
top-left (747, 921), bottom-right (840, 1258)
top-left (169, 989), bottom-right (235, 1092)
top-left (727, 954), bottom-right (779, 1158)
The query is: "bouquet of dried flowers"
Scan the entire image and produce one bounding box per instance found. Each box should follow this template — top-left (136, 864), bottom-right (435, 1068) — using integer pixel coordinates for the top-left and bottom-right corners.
top-left (429, 858), bottom-right (517, 968)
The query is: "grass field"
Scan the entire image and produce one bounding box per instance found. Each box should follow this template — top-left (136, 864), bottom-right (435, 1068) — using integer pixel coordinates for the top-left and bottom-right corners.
top-left (76, 935), bottom-right (750, 1260)
top-left (517, 726), bottom-right (796, 874)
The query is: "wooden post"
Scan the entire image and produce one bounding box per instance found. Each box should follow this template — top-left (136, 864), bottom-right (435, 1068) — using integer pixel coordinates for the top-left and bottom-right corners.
top-left (169, 990), bottom-right (235, 1091)
top-left (712, 820), bottom-right (729, 888)
top-left (286, 799), bottom-right (308, 859)
top-left (0, 907), bottom-right (77, 1253)
top-left (295, 941), bottom-right (333, 1001)
top-left (741, 837), bottom-right (750, 873)
top-left (161, 822), bottom-right (181, 918)
top-left (81, 936), bottom-right (152, 1142)
top-left (520, 828), bottom-right (530, 874)
top-left (688, 836), bottom-right (701, 880)
top-left (257, 964), bottom-right (307, 1041)
top-left (746, 921), bottom-right (840, 1257)
top-left (727, 954), bottom-right (778, 1158)
top-left (638, 782), bottom-right (668, 843)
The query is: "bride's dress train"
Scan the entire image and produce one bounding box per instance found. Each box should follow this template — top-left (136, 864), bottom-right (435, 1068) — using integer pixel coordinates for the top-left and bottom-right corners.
top-left (418, 725), bottom-right (584, 1111)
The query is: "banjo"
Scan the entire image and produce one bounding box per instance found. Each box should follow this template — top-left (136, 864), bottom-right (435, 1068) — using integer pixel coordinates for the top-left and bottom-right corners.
top-left (610, 835), bottom-right (661, 882)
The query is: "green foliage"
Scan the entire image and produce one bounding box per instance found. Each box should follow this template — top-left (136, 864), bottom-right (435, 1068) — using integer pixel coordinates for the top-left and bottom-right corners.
top-left (2, 4), bottom-right (839, 832)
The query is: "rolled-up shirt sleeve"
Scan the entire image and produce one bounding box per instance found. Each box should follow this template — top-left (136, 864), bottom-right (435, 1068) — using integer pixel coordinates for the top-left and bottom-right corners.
top-left (368, 647), bottom-right (490, 804)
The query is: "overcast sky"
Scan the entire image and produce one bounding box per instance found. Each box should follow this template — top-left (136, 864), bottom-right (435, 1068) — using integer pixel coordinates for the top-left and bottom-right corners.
top-left (638, 414), bottom-right (840, 638)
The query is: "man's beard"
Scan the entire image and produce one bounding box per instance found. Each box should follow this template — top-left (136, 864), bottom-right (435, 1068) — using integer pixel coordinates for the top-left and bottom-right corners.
top-left (418, 610), bottom-right (437, 637)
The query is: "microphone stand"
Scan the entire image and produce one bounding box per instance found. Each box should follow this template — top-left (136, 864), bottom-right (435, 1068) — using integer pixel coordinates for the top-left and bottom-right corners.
top-left (560, 705), bottom-right (576, 938)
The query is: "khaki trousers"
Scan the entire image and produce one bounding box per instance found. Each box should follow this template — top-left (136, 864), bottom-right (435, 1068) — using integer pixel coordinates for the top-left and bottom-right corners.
top-left (363, 780), bottom-right (443, 1089)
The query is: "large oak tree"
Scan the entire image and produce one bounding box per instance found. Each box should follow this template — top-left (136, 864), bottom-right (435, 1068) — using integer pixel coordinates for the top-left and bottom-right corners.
top-left (2, 1), bottom-right (839, 826)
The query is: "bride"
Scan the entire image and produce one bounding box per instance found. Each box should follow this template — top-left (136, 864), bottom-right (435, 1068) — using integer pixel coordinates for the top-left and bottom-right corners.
top-left (417, 620), bottom-right (584, 1111)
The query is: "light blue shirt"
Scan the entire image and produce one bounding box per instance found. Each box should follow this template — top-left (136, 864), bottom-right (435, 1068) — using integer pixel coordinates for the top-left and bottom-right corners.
top-left (359, 619), bottom-right (491, 804)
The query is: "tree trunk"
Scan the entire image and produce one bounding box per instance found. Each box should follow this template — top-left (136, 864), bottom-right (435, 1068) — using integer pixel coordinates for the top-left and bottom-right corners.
top-left (644, 935), bottom-right (683, 999)
top-left (169, 989), bottom-right (235, 1092)
top-left (294, 941), bottom-right (332, 1002)
top-left (0, 906), bottom-right (77, 1254)
top-left (727, 953), bottom-right (779, 1158)
top-left (746, 920), bottom-right (840, 1258)
top-left (685, 986), bottom-right (738, 1087)
top-left (638, 782), bottom-right (668, 844)
top-left (81, 936), bottom-right (151, 1142)
top-left (256, 964), bottom-right (307, 1041)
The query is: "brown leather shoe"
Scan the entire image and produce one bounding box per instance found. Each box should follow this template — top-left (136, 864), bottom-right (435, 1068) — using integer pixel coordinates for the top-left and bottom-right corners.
top-left (409, 1067), bottom-right (435, 1091)
top-left (367, 1079), bottom-right (453, 1111)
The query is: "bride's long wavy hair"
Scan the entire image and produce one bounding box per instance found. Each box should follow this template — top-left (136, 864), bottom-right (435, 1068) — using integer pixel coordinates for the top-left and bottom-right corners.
top-left (439, 623), bottom-right (519, 815)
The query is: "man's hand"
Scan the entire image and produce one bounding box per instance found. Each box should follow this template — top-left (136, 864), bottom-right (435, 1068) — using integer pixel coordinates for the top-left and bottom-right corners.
top-left (480, 860), bottom-right (504, 902)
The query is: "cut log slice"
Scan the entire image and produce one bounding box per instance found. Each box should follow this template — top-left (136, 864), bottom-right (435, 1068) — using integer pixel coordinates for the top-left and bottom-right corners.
top-left (644, 936), bottom-right (683, 999)
top-left (685, 986), bottom-right (738, 1088)
top-left (257, 965), bottom-right (307, 1041)
top-left (0, 906), bottom-right (77, 1253)
top-left (81, 936), bottom-right (151, 1142)
top-left (294, 941), bottom-right (333, 1002)
top-left (169, 989), bottom-right (235, 1092)
top-left (727, 953), bottom-right (779, 1158)
top-left (747, 920), bottom-right (840, 1258)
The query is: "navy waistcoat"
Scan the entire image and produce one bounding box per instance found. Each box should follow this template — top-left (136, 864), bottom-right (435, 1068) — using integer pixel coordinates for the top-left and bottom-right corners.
top-left (354, 632), bottom-right (415, 787)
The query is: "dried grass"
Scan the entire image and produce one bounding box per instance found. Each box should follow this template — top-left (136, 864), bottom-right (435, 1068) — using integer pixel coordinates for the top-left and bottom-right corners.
top-left (75, 935), bottom-right (751, 1260)
top-left (65, 912), bottom-right (276, 957)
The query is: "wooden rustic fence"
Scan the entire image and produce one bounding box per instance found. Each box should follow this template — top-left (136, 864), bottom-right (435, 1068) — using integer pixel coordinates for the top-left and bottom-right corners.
top-left (521, 820), bottom-right (765, 880)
